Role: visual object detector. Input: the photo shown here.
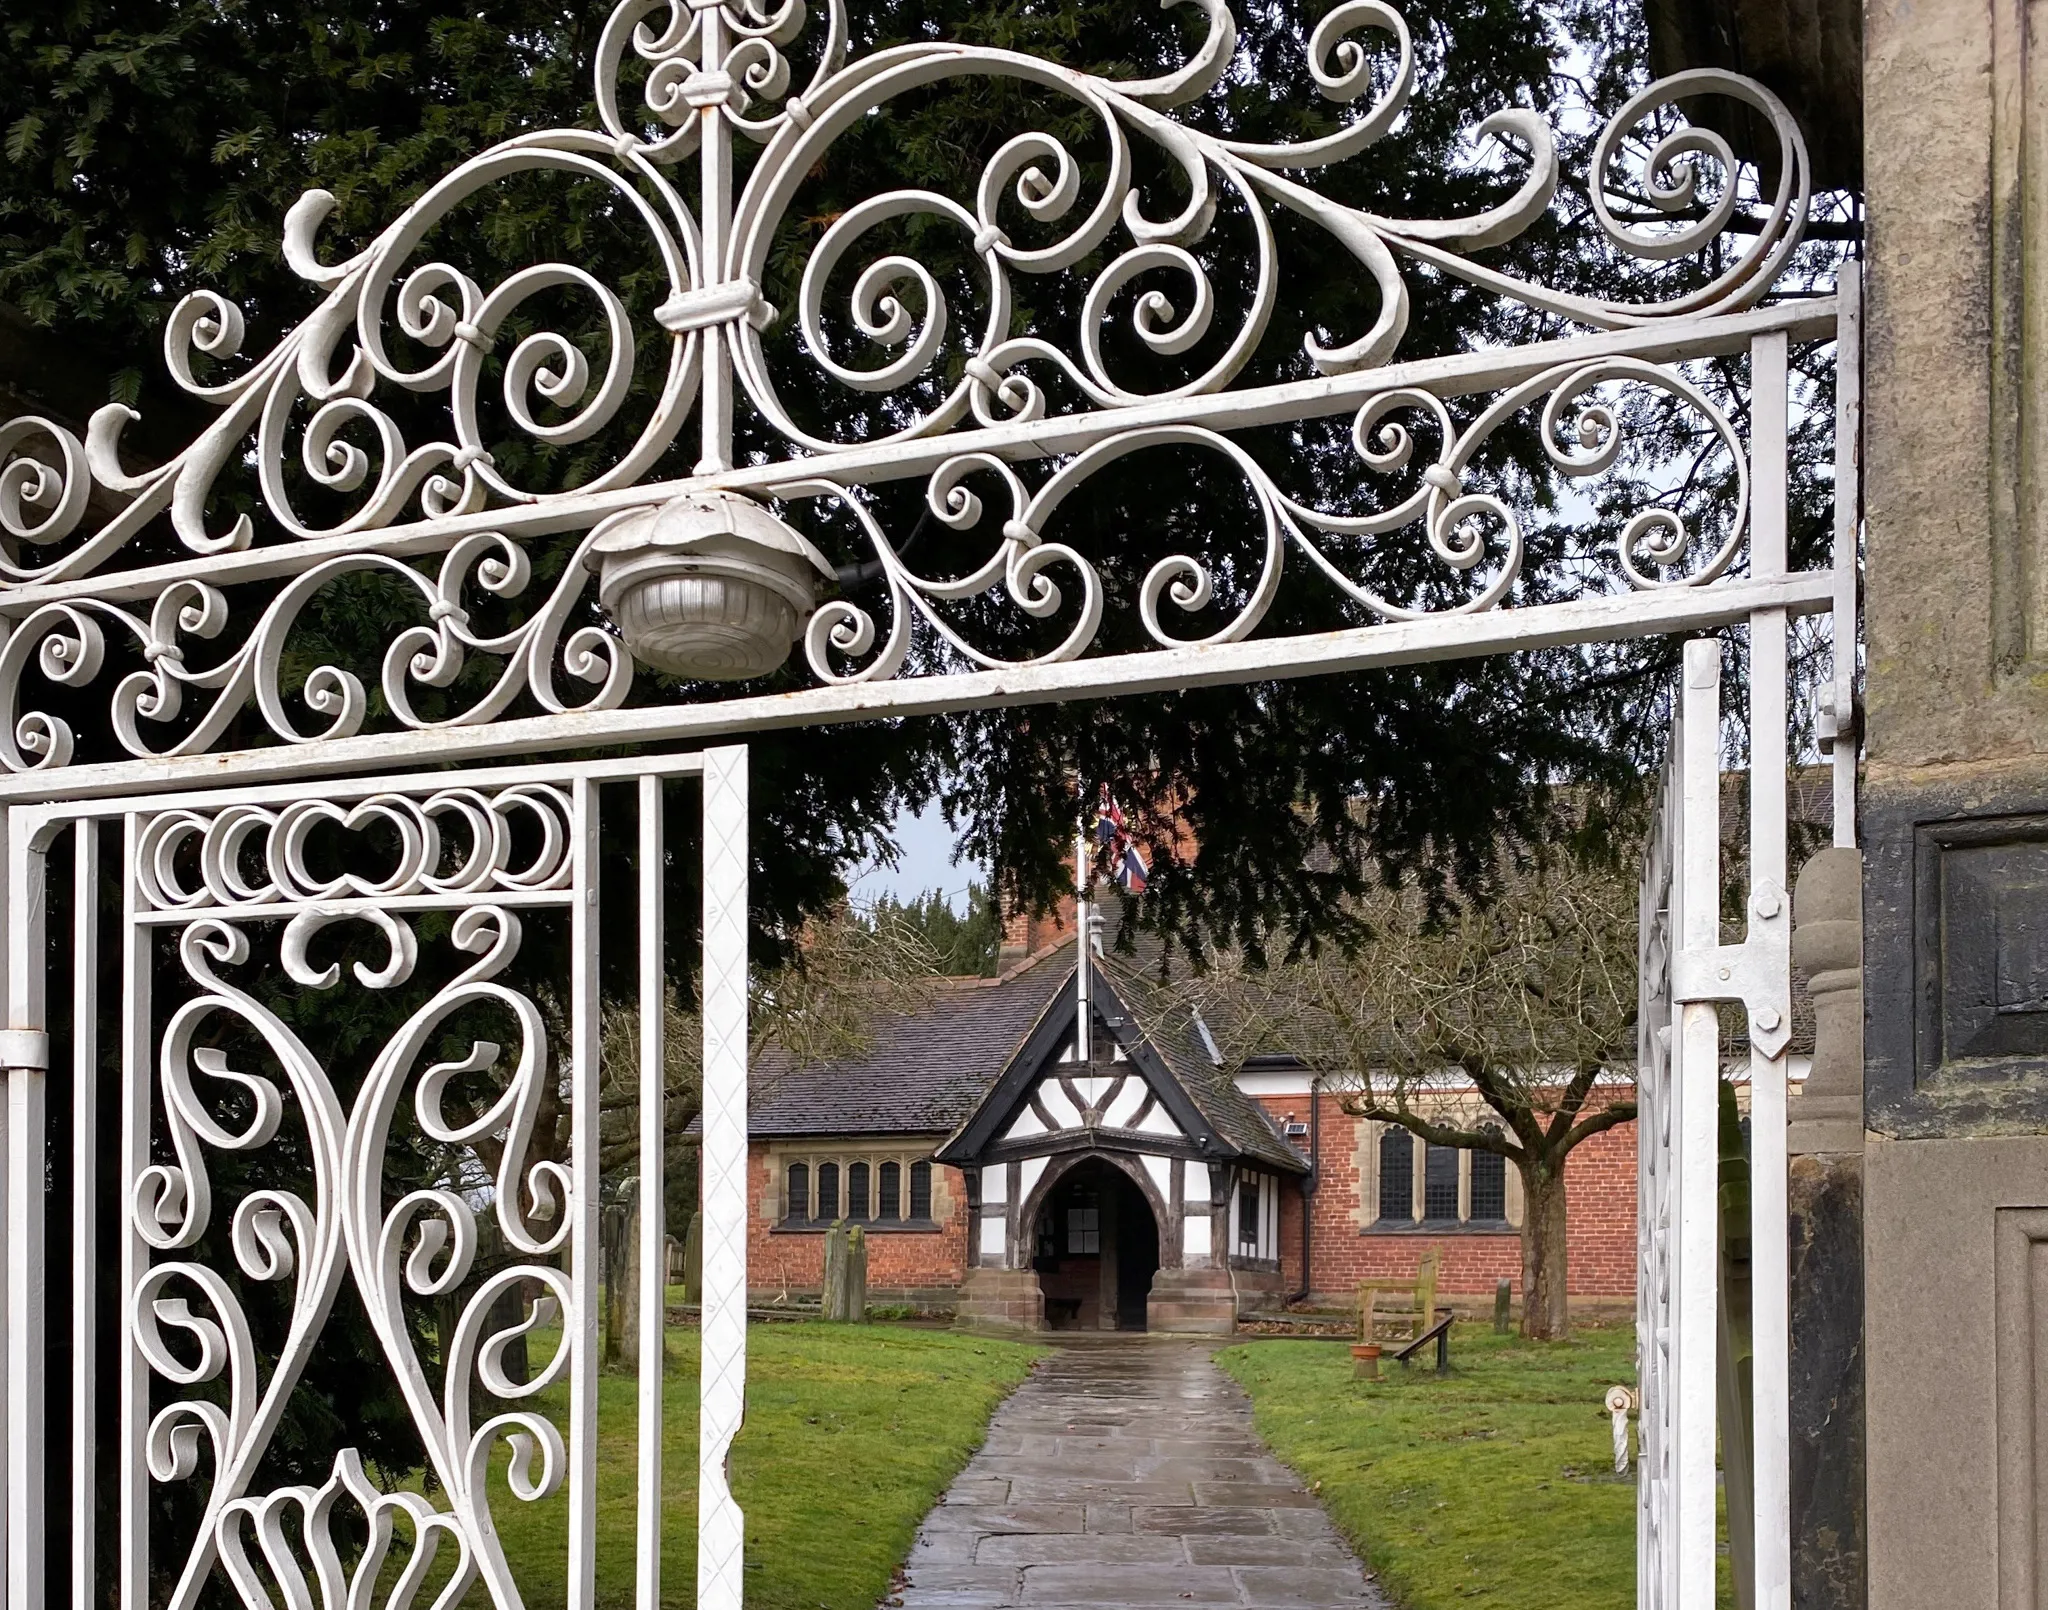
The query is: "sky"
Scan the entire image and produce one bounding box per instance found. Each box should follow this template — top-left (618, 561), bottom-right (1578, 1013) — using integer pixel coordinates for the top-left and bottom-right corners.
top-left (843, 798), bottom-right (990, 913)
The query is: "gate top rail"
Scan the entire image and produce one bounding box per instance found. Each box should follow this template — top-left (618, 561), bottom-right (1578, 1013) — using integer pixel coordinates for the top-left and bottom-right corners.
top-left (0, 0), bottom-right (1844, 798)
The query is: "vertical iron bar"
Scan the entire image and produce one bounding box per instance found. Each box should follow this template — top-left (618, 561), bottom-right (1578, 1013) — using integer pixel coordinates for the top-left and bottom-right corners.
top-left (1832, 267), bottom-right (1863, 848)
top-left (7, 811), bottom-right (49, 1610)
top-left (0, 818), bottom-right (10, 1610)
top-left (70, 820), bottom-right (98, 1610)
top-left (696, 5), bottom-right (733, 476)
top-left (636, 774), bottom-right (667, 1610)
top-left (569, 777), bottom-right (602, 1610)
top-left (1748, 331), bottom-right (1794, 1610)
top-left (117, 816), bottom-right (147, 1610)
top-left (698, 745), bottom-right (749, 1610)
top-left (1677, 639), bottom-right (1722, 1607)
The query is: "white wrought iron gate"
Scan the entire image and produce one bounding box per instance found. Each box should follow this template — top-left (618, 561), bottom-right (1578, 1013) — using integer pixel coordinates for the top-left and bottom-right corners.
top-left (0, 0), bottom-right (1860, 1604)
top-left (1, 749), bottom-right (750, 1610)
top-left (1638, 623), bottom-right (1859, 1609)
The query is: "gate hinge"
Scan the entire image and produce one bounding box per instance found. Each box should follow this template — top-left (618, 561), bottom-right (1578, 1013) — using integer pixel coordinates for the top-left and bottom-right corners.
top-left (1670, 883), bottom-right (1793, 1061)
top-left (0, 1029), bottom-right (50, 1071)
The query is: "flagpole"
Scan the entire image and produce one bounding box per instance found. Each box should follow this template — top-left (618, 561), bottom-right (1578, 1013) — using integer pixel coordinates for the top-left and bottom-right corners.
top-left (1074, 806), bottom-right (1090, 1064)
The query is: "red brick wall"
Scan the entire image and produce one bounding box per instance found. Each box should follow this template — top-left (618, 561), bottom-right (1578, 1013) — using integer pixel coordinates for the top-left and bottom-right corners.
top-left (1256, 1092), bottom-right (1637, 1303)
top-left (744, 1144), bottom-right (971, 1297)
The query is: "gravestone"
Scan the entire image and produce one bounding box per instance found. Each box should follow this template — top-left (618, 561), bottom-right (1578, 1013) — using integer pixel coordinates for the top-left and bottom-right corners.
top-left (616, 1193), bottom-right (644, 1371)
top-left (683, 1210), bottom-right (703, 1306)
top-left (823, 1222), bottom-right (868, 1322)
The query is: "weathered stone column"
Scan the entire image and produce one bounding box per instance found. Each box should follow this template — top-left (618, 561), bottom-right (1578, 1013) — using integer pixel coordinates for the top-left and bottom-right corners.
top-left (1787, 848), bottom-right (1864, 1609)
top-left (1862, 0), bottom-right (2048, 1601)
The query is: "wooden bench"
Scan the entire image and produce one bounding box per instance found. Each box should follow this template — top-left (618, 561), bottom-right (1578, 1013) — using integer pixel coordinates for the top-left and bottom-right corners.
top-left (1358, 1247), bottom-right (1442, 1346)
top-left (1043, 1296), bottom-right (1083, 1328)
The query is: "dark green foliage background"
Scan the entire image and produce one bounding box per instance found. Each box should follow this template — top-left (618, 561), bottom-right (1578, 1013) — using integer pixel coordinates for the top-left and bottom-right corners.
top-left (0, 0), bottom-right (1844, 1596)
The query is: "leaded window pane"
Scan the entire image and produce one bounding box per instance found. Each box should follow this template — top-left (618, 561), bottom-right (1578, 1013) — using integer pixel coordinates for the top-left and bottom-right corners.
top-left (1068, 1201), bottom-right (1100, 1254)
top-left (908, 1160), bottom-right (932, 1220)
top-left (878, 1161), bottom-right (901, 1219)
top-left (1377, 1128), bottom-right (1413, 1222)
top-left (785, 1162), bottom-right (809, 1224)
top-left (1423, 1144), bottom-right (1460, 1221)
top-left (816, 1161), bottom-right (840, 1222)
top-left (848, 1161), bottom-right (871, 1220)
top-left (1238, 1176), bottom-right (1260, 1246)
top-left (1471, 1148), bottom-right (1507, 1221)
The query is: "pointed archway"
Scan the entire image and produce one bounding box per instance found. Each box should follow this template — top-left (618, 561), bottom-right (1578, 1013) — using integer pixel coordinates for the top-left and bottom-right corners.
top-left (1026, 1155), bottom-right (1165, 1331)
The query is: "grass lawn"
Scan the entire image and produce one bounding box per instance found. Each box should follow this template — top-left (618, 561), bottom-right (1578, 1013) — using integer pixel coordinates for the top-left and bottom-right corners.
top-left (1217, 1325), bottom-right (1729, 1610)
top-left (471, 1323), bottom-right (1042, 1609)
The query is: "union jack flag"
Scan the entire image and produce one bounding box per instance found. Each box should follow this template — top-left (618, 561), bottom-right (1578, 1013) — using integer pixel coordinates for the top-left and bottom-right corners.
top-left (1094, 787), bottom-right (1149, 894)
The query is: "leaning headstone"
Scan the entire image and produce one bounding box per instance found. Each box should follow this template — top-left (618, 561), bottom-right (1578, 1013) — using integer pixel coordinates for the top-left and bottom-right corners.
top-left (599, 1201), bottom-right (629, 1367)
top-left (845, 1224), bottom-right (868, 1323)
top-left (823, 1221), bottom-right (868, 1322)
top-left (683, 1210), bottom-right (703, 1306)
top-left (616, 1193), bottom-right (643, 1372)
top-left (823, 1221), bottom-right (848, 1320)
top-left (1494, 1279), bottom-right (1512, 1334)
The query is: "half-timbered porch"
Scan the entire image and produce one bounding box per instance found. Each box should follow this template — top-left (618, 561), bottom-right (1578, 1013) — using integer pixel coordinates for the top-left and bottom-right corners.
top-left (938, 950), bottom-right (1307, 1335)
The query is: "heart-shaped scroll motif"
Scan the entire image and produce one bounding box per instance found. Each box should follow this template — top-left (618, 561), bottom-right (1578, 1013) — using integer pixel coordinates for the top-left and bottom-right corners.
top-left (271, 798), bottom-right (433, 900)
top-left (134, 786), bottom-right (575, 911)
top-left (134, 920), bottom-right (353, 1610)
top-left (216, 1448), bottom-right (476, 1610)
top-left (335, 902), bottom-right (572, 1610)
top-left (133, 822), bottom-right (579, 1610)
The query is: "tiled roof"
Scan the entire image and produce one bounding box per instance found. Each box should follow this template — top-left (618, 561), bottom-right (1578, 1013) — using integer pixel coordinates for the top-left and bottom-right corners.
top-left (749, 941), bottom-right (1073, 1136)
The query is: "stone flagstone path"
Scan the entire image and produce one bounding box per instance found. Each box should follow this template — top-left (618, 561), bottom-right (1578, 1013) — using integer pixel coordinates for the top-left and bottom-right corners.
top-left (894, 1338), bottom-right (1393, 1609)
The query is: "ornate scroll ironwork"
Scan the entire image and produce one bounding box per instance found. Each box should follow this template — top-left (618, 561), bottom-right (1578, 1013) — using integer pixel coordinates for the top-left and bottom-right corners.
top-left (124, 783), bottom-right (585, 1610)
top-left (0, 0), bottom-right (1824, 783)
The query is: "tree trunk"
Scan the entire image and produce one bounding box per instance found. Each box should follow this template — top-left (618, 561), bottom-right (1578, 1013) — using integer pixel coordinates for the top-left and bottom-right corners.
top-left (1519, 1159), bottom-right (1571, 1340)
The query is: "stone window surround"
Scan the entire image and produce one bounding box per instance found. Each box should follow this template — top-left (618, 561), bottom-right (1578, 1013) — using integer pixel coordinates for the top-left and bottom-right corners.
top-left (1354, 1109), bottom-right (1524, 1234)
top-left (764, 1140), bottom-right (953, 1233)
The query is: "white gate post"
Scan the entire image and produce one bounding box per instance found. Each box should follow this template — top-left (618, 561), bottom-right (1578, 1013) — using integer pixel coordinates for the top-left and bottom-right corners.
top-left (1747, 332), bottom-right (1795, 1610)
top-left (699, 746), bottom-right (750, 1610)
top-left (4, 812), bottom-right (52, 1610)
top-left (636, 775), bottom-right (668, 1610)
top-left (569, 776), bottom-right (603, 1608)
top-left (69, 819), bottom-right (98, 1610)
top-left (1676, 639), bottom-right (1724, 1606)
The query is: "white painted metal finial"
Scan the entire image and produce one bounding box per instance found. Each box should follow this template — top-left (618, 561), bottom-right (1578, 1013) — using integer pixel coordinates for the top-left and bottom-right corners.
top-left (1605, 1384), bottom-right (1637, 1474)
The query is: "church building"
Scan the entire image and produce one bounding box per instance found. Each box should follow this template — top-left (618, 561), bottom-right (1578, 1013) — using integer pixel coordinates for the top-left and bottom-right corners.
top-left (746, 912), bottom-right (1643, 1333)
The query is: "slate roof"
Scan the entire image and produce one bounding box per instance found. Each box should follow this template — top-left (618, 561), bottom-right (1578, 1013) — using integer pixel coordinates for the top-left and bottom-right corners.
top-left (752, 931), bottom-right (1307, 1174)
top-left (749, 941), bottom-right (1072, 1137)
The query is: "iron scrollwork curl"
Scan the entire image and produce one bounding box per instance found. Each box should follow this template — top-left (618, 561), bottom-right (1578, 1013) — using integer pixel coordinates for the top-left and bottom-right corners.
top-left (0, 0), bottom-right (1814, 764)
top-left (127, 789), bottom-right (586, 1610)
top-left (799, 355), bottom-right (1752, 678)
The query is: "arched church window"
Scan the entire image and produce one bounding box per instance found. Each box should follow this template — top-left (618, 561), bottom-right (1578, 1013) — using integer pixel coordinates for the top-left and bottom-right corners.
top-left (1423, 1143), bottom-right (1460, 1221)
top-left (1377, 1128), bottom-right (1414, 1223)
top-left (847, 1161), bottom-right (871, 1220)
top-left (878, 1161), bottom-right (902, 1220)
top-left (816, 1161), bottom-right (840, 1222)
top-left (1471, 1135), bottom-right (1508, 1222)
top-left (908, 1160), bottom-right (933, 1221)
top-left (784, 1162), bottom-right (810, 1224)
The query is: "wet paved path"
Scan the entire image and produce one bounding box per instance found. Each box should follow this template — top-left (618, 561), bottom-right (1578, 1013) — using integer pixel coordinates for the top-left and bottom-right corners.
top-left (897, 1339), bottom-right (1393, 1609)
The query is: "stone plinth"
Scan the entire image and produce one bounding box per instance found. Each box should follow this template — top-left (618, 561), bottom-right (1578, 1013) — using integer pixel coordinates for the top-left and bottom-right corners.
top-left (1145, 1268), bottom-right (1237, 1336)
top-left (1788, 1153), bottom-right (1865, 1609)
top-left (954, 1268), bottom-right (1044, 1335)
